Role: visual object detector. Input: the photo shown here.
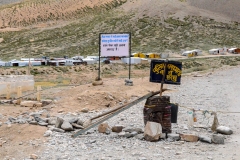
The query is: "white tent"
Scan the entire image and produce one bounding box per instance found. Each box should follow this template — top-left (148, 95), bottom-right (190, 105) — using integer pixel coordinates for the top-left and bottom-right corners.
top-left (209, 49), bottom-right (219, 55)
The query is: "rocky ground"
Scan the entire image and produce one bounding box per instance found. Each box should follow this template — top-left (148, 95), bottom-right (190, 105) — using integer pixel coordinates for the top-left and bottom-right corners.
top-left (1, 64), bottom-right (239, 160)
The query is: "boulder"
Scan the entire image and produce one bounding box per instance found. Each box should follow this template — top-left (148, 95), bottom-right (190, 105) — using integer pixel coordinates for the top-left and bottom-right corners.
top-left (55, 117), bottom-right (64, 128)
top-left (44, 130), bottom-right (52, 137)
top-left (61, 121), bottom-right (73, 131)
top-left (216, 126), bottom-right (233, 135)
top-left (68, 118), bottom-right (79, 124)
top-left (144, 121), bottom-right (162, 142)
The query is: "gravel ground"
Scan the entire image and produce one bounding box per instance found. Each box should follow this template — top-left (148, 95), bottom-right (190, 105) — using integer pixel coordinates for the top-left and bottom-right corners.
top-left (35, 66), bottom-right (240, 160)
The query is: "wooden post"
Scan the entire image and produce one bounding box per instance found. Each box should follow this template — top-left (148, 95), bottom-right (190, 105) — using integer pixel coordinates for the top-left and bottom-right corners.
top-left (37, 85), bottom-right (41, 101)
top-left (6, 84), bottom-right (11, 100)
top-left (17, 86), bottom-right (22, 105)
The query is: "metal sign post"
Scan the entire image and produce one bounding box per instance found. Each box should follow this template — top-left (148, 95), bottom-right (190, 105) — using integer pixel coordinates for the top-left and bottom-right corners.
top-left (160, 59), bottom-right (168, 96)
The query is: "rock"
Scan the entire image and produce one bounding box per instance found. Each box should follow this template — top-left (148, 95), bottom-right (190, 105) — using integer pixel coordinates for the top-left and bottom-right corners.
top-left (211, 134), bottom-right (224, 144)
top-left (199, 135), bottom-right (212, 143)
top-left (61, 121), bottom-right (73, 131)
top-left (41, 100), bottom-right (53, 106)
top-left (125, 79), bottom-right (133, 83)
top-left (112, 125), bottom-right (124, 133)
top-left (83, 119), bottom-right (92, 128)
top-left (34, 116), bottom-right (44, 122)
top-left (0, 122), bottom-right (2, 127)
top-left (98, 123), bottom-right (111, 134)
top-left (81, 108), bottom-right (89, 113)
top-left (16, 119), bottom-right (26, 124)
top-left (72, 123), bottom-right (84, 129)
top-left (29, 121), bottom-right (38, 125)
top-left (68, 118), bottom-right (79, 124)
top-left (20, 101), bottom-right (40, 107)
top-left (130, 131), bottom-right (138, 137)
top-left (8, 117), bottom-right (16, 123)
top-left (77, 119), bottom-right (84, 126)
top-left (30, 154), bottom-right (38, 159)
top-left (38, 122), bottom-right (48, 126)
top-left (144, 121), bottom-right (162, 142)
top-left (55, 117), bottom-right (64, 128)
top-left (216, 126), bottom-right (233, 135)
top-left (135, 134), bottom-right (145, 140)
top-left (48, 117), bottom-right (57, 125)
top-left (118, 131), bottom-right (126, 137)
top-left (123, 127), bottom-right (143, 134)
top-left (92, 80), bottom-right (103, 86)
top-left (180, 134), bottom-right (199, 142)
top-left (44, 130), bottom-right (52, 137)
top-left (167, 133), bottom-right (180, 141)
top-left (29, 112), bottom-right (41, 117)
top-left (52, 127), bottom-right (65, 133)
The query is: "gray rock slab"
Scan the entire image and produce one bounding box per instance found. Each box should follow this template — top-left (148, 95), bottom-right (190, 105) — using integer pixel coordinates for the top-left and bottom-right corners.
top-left (55, 117), bottom-right (64, 128)
top-left (61, 121), bottom-right (73, 131)
top-left (52, 127), bottom-right (65, 133)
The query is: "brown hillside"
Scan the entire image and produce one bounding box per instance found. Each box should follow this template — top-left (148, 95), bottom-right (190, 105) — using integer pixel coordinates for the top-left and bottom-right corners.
top-left (0, 0), bottom-right (123, 28)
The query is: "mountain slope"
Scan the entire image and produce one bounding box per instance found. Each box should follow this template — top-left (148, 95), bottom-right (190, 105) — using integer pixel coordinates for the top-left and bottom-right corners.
top-left (0, 0), bottom-right (240, 60)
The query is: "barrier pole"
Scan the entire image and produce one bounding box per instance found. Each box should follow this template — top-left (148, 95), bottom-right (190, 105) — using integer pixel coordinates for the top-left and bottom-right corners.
top-left (17, 86), bottom-right (22, 105)
top-left (37, 85), bottom-right (41, 101)
top-left (6, 84), bottom-right (11, 100)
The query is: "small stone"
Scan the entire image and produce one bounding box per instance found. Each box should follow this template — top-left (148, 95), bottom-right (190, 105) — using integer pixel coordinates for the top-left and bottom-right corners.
top-left (77, 119), bottom-right (84, 126)
top-left (167, 133), bottom-right (180, 141)
top-left (118, 131), bottom-right (126, 137)
top-left (180, 134), bottom-right (198, 142)
top-left (38, 122), bottom-right (48, 126)
top-left (30, 154), bottom-right (38, 159)
top-left (83, 119), bottom-right (92, 128)
top-left (123, 127), bottom-right (143, 133)
top-left (131, 131), bottom-right (138, 137)
top-left (81, 108), bottom-right (89, 113)
top-left (98, 123), bottom-right (110, 133)
top-left (68, 118), bottom-right (79, 124)
top-left (61, 121), bottom-right (73, 131)
top-left (48, 117), bottom-right (57, 125)
top-left (29, 121), bottom-right (38, 125)
top-left (175, 152), bottom-right (182, 155)
top-left (52, 127), bottom-right (65, 133)
top-left (216, 126), bottom-right (233, 135)
top-left (0, 122), bottom-right (2, 127)
top-left (55, 117), bottom-right (64, 128)
top-left (43, 130), bottom-right (52, 137)
top-left (211, 134), bottom-right (224, 144)
top-left (135, 134), bottom-right (144, 140)
top-left (199, 135), bottom-right (212, 143)
top-left (72, 123), bottom-right (84, 129)
top-left (112, 125), bottom-right (124, 133)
